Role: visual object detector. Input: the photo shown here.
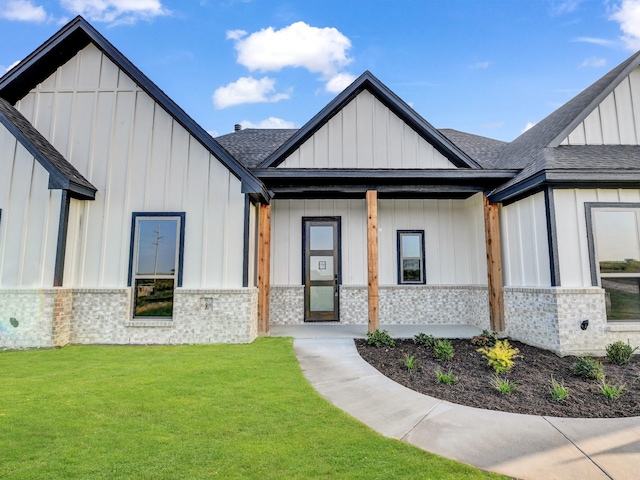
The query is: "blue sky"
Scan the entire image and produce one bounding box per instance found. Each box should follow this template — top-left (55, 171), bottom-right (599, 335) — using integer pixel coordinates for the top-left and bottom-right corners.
top-left (1, 1), bottom-right (640, 141)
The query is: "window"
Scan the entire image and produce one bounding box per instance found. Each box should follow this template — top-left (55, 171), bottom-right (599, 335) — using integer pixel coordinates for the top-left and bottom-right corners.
top-left (397, 231), bottom-right (425, 284)
top-left (128, 213), bottom-right (185, 319)
top-left (589, 205), bottom-right (640, 321)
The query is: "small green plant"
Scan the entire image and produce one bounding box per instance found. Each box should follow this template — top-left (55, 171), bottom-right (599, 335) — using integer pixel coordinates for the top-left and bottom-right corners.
top-left (572, 356), bottom-right (605, 380)
top-left (366, 329), bottom-right (396, 348)
top-left (435, 367), bottom-right (458, 385)
top-left (605, 340), bottom-right (638, 365)
top-left (549, 376), bottom-right (569, 401)
top-left (471, 329), bottom-right (499, 347)
top-left (404, 354), bottom-right (417, 372)
top-left (433, 339), bottom-right (454, 361)
top-left (477, 339), bottom-right (520, 374)
top-left (599, 379), bottom-right (625, 400)
top-left (489, 375), bottom-right (518, 394)
top-left (414, 332), bottom-right (436, 348)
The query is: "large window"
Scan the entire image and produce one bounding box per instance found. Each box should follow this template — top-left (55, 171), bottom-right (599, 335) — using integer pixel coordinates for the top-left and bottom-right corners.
top-left (589, 206), bottom-right (640, 321)
top-left (128, 213), bottom-right (185, 319)
top-left (397, 230), bottom-right (425, 284)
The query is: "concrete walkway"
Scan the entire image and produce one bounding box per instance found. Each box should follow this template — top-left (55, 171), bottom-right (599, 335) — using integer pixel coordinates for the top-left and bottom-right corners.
top-left (294, 337), bottom-right (640, 480)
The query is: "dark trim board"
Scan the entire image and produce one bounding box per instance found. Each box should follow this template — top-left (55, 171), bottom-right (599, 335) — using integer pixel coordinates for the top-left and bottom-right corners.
top-left (127, 212), bottom-right (186, 288)
top-left (53, 191), bottom-right (70, 287)
top-left (242, 196), bottom-right (251, 288)
top-left (544, 187), bottom-right (561, 287)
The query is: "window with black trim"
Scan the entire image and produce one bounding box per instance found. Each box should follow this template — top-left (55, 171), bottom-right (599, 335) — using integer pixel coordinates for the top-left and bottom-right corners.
top-left (589, 205), bottom-right (640, 321)
top-left (397, 230), bottom-right (425, 284)
top-left (129, 213), bottom-right (185, 319)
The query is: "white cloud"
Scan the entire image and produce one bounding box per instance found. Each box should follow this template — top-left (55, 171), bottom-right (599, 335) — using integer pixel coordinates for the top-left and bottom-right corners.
top-left (0, 0), bottom-right (47, 22)
top-left (207, 129), bottom-right (219, 138)
top-left (212, 76), bottom-right (290, 109)
top-left (325, 72), bottom-right (356, 93)
top-left (574, 36), bottom-right (616, 46)
top-left (1, 59), bottom-right (21, 74)
top-left (231, 22), bottom-right (352, 75)
top-left (240, 117), bottom-right (296, 129)
top-left (550, 0), bottom-right (582, 15)
top-left (226, 29), bottom-right (246, 40)
top-left (610, 0), bottom-right (640, 50)
top-left (522, 122), bottom-right (536, 133)
top-left (469, 61), bottom-right (491, 70)
top-left (580, 56), bottom-right (607, 67)
top-left (59, 0), bottom-right (169, 24)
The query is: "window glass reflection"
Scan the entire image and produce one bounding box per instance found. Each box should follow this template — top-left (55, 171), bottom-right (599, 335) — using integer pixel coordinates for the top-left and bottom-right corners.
top-left (136, 219), bottom-right (178, 275)
top-left (594, 211), bottom-right (640, 274)
top-left (310, 226), bottom-right (333, 250)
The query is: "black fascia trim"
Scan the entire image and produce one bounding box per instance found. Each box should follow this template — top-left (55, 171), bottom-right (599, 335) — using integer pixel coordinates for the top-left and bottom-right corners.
top-left (0, 16), bottom-right (268, 200)
top-left (258, 71), bottom-right (480, 169)
top-left (242, 195), bottom-right (250, 288)
top-left (252, 168), bottom-right (517, 180)
top-left (127, 212), bottom-right (186, 288)
top-left (584, 202), bottom-right (640, 287)
top-left (396, 230), bottom-right (426, 285)
top-left (53, 190), bottom-right (71, 287)
top-left (269, 184), bottom-right (484, 197)
top-left (544, 187), bottom-right (561, 286)
top-left (488, 171), bottom-right (548, 204)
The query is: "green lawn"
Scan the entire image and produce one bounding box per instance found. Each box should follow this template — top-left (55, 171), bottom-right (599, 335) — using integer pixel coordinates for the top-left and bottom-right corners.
top-left (0, 338), bottom-right (502, 479)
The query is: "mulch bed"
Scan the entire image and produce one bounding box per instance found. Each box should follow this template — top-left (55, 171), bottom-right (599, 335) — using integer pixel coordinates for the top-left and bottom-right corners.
top-left (355, 338), bottom-right (640, 418)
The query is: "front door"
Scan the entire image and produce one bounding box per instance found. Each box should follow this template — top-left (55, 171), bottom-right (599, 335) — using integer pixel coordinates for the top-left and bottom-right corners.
top-left (303, 217), bottom-right (341, 322)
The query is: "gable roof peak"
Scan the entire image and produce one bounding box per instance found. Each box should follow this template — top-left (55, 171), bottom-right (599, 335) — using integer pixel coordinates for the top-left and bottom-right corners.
top-left (259, 70), bottom-right (481, 169)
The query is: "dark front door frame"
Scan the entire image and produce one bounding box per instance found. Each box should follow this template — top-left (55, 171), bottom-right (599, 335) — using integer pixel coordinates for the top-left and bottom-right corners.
top-left (302, 217), bottom-right (341, 322)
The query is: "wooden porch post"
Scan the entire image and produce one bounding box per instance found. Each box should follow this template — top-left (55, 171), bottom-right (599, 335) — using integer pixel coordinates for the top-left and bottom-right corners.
top-left (366, 190), bottom-right (380, 333)
top-left (258, 203), bottom-right (271, 336)
top-left (483, 195), bottom-right (505, 332)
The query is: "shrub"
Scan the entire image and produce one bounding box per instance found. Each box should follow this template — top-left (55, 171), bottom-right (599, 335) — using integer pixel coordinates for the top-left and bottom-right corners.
top-left (404, 354), bottom-right (417, 372)
top-left (435, 368), bottom-right (458, 385)
top-left (599, 379), bottom-right (625, 400)
top-left (572, 357), bottom-right (604, 380)
top-left (477, 339), bottom-right (520, 374)
top-left (549, 376), bottom-right (569, 401)
top-left (471, 329), bottom-right (499, 347)
top-left (605, 340), bottom-right (638, 365)
top-left (433, 339), bottom-right (454, 361)
top-left (366, 330), bottom-right (395, 348)
top-left (414, 332), bottom-right (436, 348)
top-left (489, 375), bottom-right (518, 394)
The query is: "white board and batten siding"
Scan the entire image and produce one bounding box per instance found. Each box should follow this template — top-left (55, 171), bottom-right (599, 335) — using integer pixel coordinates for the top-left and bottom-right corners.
top-left (270, 194), bottom-right (487, 286)
top-left (15, 43), bottom-right (245, 289)
top-left (278, 89), bottom-right (456, 169)
top-left (500, 192), bottom-right (551, 287)
top-left (0, 125), bottom-right (62, 287)
top-left (561, 66), bottom-right (640, 145)
top-left (553, 188), bottom-right (640, 287)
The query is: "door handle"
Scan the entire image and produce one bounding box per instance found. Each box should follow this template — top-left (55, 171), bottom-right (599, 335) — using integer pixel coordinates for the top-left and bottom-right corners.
top-left (334, 274), bottom-right (339, 296)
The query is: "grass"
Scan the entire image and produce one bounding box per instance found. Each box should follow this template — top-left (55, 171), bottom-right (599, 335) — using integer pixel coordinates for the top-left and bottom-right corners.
top-left (0, 338), bottom-right (502, 479)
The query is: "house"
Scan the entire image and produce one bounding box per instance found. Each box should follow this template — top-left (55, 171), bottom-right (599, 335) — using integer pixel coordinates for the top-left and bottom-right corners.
top-left (2, 17), bottom-right (640, 356)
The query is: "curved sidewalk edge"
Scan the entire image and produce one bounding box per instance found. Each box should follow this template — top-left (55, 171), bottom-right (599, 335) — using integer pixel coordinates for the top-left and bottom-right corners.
top-left (294, 338), bottom-right (640, 480)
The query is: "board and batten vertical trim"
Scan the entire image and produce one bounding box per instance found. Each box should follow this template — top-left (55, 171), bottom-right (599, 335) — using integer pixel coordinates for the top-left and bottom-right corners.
top-left (544, 187), bottom-right (561, 286)
top-left (483, 195), bottom-right (504, 331)
top-left (366, 190), bottom-right (379, 332)
top-left (53, 190), bottom-right (70, 287)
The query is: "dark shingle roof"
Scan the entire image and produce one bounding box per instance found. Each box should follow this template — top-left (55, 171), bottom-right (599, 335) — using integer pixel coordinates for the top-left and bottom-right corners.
top-left (0, 97), bottom-right (96, 199)
top-left (216, 129), bottom-right (298, 169)
top-left (490, 50), bottom-right (640, 201)
top-left (438, 129), bottom-right (507, 169)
